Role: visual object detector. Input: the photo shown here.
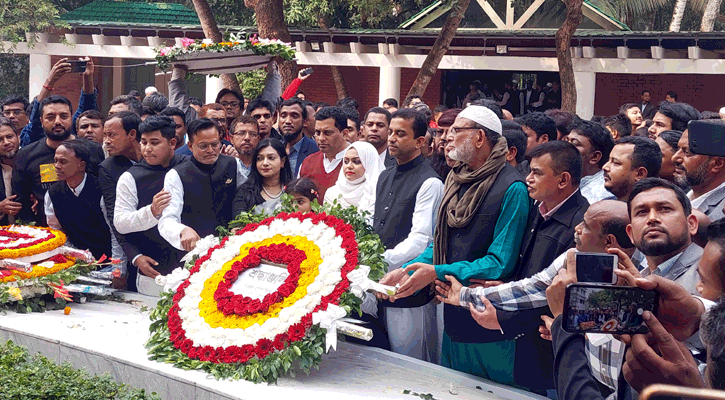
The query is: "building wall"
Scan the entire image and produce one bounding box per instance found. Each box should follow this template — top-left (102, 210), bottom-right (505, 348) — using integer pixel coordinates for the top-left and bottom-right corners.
top-left (297, 64), bottom-right (444, 115)
top-left (594, 73), bottom-right (725, 117)
top-left (401, 68), bottom-right (442, 109)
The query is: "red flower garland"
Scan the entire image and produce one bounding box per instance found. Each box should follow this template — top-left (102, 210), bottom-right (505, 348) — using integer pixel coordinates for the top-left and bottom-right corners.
top-left (167, 212), bottom-right (358, 364)
top-left (0, 229), bottom-right (33, 244)
top-left (213, 244), bottom-right (305, 317)
top-left (0, 229), bottom-right (54, 249)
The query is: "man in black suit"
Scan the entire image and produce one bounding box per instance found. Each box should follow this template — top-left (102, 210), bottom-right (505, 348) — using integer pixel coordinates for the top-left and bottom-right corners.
top-left (467, 141), bottom-right (588, 397)
top-left (639, 90), bottom-right (657, 120)
top-left (0, 117), bottom-right (20, 225)
top-left (99, 111), bottom-right (144, 290)
top-left (361, 107), bottom-right (396, 168)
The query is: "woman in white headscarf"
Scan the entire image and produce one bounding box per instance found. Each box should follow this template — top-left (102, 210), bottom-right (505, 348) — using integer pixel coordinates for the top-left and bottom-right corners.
top-left (323, 141), bottom-right (384, 217)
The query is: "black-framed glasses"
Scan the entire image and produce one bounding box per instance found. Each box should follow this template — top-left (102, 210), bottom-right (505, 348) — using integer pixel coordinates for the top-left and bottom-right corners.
top-left (220, 101), bottom-right (240, 108)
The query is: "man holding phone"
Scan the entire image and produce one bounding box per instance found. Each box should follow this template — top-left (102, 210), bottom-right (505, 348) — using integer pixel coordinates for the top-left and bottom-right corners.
top-left (672, 127), bottom-right (725, 222)
top-left (19, 57), bottom-right (99, 147)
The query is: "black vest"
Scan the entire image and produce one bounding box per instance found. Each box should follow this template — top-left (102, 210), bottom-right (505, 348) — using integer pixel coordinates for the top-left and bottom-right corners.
top-left (126, 155), bottom-right (186, 275)
top-left (443, 163), bottom-right (526, 343)
top-left (373, 155), bottom-right (440, 250)
top-left (48, 174), bottom-right (111, 260)
top-left (174, 155), bottom-right (238, 238)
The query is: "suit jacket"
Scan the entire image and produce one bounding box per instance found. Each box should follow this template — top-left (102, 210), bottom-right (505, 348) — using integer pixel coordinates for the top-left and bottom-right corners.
top-left (383, 148), bottom-right (396, 169)
top-left (640, 102), bottom-right (657, 120)
top-left (695, 183), bottom-right (725, 222)
top-left (552, 316), bottom-right (632, 400)
top-left (293, 135), bottom-right (319, 176)
top-left (0, 165), bottom-right (9, 226)
top-left (499, 190), bottom-right (589, 392)
top-left (657, 242), bottom-right (703, 295)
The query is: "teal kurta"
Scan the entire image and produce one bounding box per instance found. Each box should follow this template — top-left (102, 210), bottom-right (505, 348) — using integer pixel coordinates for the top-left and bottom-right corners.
top-left (402, 182), bottom-right (530, 383)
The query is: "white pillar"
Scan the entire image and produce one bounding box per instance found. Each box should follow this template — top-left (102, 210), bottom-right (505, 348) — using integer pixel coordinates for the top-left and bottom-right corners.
top-left (205, 75), bottom-right (224, 104)
top-left (29, 54), bottom-right (52, 100)
top-left (378, 65), bottom-right (401, 107)
top-left (574, 71), bottom-right (596, 120)
top-left (112, 58), bottom-right (123, 98)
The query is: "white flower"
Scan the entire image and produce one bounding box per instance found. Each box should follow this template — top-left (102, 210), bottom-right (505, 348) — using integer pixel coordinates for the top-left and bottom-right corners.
top-left (202, 38), bottom-right (214, 45)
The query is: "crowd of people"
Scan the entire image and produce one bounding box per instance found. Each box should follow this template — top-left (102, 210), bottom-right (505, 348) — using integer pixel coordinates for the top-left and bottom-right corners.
top-left (2, 57), bottom-right (725, 400)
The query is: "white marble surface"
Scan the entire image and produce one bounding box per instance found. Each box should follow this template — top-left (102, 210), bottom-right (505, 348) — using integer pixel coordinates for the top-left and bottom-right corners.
top-left (0, 295), bottom-right (545, 400)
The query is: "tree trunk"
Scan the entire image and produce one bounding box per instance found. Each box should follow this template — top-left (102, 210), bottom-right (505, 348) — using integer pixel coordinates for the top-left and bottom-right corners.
top-left (669, 0), bottom-right (688, 31)
top-left (701, 0), bottom-right (723, 31)
top-left (318, 17), bottom-right (348, 99)
top-left (556, 0), bottom-right (584, 113)
top-left (406, 0), bottom-right (472, 98)
top-left (190, 0), bottom-right (240, 92)
top-left (246, 0), bottom-right (298, 87)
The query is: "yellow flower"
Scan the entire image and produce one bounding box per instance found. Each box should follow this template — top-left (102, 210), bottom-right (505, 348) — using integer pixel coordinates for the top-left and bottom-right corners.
top-left (197, 235), bottom-right (321, 329)
top-left (7, 287), bottom-right (22, 301)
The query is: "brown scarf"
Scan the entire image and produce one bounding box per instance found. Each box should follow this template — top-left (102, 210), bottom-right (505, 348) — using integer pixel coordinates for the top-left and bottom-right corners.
top-left (433, 136), bottom-right (508, 265)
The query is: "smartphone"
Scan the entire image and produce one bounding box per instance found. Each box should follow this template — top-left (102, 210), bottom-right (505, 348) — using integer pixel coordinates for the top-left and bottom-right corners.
top-left (562, 283), bottom-right (658, 334)
top-left (640, 384), bottom-right (725, 400)
top-left (575, 253), bottom-right (618, 284)
top-left (300, 67), bottom-right (313, 77)
top-left (68, 60), bottom-right (87, 73)
top-left (688, 119), bottom-right (725, 157)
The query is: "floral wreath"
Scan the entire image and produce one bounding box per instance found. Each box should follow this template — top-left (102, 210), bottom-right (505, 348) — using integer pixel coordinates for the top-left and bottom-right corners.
top-left (0, 225), bottom-right (109, 312)
top-left (146, 198), bottom-right (388, 383)
top-left (155, 32), bottom-right (296, 72)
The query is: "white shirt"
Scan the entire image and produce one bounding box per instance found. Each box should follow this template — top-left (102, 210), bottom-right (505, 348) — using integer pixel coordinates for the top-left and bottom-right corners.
top-left (378, 148), bottom-right (390, 165)
top-left (1, 164), bottom-right (13, 224)
top-left (382, 177), bottom-right (445, 269)
top-left (114, 171), bottom-right (160, 236)
top-left (323, 147), bottom-right (348, 174)
top-left (158, 158), bottom-right (247, 250)
top-left (689, 179), bottom-right (725, 211)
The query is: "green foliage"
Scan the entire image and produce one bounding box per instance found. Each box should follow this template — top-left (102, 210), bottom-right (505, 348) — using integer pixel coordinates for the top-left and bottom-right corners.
top-left (0, 340), bottom-right (160, 400)
top-left (0, 0), bottom-right (69, 51)
top-left (284, 0), bottom-right (431, 29)
top-left (0, 54), bottom-right (29, 99)
top-left (237, 69), bottom-right (266, 101)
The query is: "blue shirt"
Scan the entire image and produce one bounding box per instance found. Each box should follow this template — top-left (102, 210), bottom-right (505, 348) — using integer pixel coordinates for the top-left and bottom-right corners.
top-left (287, 139), bottom-right (304, 174)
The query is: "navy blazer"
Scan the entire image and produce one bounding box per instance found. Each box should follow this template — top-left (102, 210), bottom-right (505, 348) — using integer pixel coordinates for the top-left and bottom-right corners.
top-left (294, 135), bottom-right (319, 176)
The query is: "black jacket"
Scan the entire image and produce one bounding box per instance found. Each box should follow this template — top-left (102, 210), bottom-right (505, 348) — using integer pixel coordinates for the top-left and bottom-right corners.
top-left (498, 190), bottom-right (589, 392)
top-left (552, 316), bottom-right (632, 400)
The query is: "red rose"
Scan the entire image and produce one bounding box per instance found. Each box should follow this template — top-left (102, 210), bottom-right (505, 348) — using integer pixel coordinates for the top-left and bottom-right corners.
top-left (224, 270), bottom-right (239, 281)
top-left (234, 303), bottom-right (245, 315)
top-left (222, 302), bottom-right (235, 315)
top-left (188, 347), bottom-right (201, 359)
top-left (279, 284), bottom-right (294, 297)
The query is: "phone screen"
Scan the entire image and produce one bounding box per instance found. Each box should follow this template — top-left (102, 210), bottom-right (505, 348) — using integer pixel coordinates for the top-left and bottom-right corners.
top-left (575, 253), bottom-right (616, 284)
top-left (69, 60), bottom-right (87, 73)
top-left (563, 284), bottom-right (658, 334)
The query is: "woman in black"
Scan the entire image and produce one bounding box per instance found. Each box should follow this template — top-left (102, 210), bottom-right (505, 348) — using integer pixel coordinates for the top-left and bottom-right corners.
top-left (233, 138), bottom-right (293, 215)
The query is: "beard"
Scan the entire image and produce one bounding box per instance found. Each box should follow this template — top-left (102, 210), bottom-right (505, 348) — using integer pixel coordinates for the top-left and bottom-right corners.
top-left (45, 125), bottom-right (72, 141)
top-left (283, 128), bottom-right (302, 143)
top-left (679, 160), bottom-right (711, 188)
top-left (448, 135), bottom-right (475, 163)
top-left (638, 226), bottom-right (689, 257)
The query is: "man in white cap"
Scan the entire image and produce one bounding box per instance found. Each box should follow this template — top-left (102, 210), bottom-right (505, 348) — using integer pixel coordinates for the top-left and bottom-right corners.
top-left (145, 86), bottom-right (158, 97)
top-left (382, 105), bottom-right (530, 383)
top-left (719, 107), bottom-right (725, 120)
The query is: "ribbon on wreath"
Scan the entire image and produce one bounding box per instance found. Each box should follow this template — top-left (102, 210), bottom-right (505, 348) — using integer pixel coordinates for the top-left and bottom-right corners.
top-left (312, 303), bottom-right (347, 352)
top-left (346, 265), bottom-right (397, 298)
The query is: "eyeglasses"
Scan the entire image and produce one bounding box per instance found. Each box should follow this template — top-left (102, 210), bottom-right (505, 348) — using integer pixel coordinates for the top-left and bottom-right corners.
top-left (220, 102), bottom-right (240, 108)
top-left (195, 141), bottom-right (222, 151)
top-left (2, 110), bottom-right (25, 117)
top-left (448, 127), bottom-right (479, 136)
top-left (232, 130), bottom-right (260, 138)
